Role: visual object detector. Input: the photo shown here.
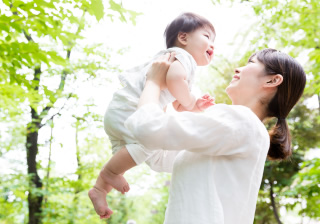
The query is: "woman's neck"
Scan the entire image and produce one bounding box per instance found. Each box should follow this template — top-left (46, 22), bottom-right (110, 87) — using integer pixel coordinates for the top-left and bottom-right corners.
top-left (233, 100), bottom-right (268, 121)
top-left (249, 104), bottom-right (268, 121)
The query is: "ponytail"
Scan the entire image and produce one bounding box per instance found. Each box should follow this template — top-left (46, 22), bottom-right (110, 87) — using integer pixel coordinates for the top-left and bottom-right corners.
top-left (268, 118), bottom-right (291, 160)
top-left (250, 48), bottom-right (306, 161)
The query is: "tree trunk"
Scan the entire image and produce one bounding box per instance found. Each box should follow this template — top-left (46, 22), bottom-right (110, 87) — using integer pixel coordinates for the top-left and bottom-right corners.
top-left (26, 67), bottom-right (43, 224)
top-left (318, 93), bottom-right (320, 114)
top-left (75, 119), bottom-right (82, 182)
top-left (68, 118), bottom-right (82, 224)
top-left (44, 119), bottom-right (54, 205)
top-left (269, 182), bottom-right (282, 224)
top-left (26, 108), bottom-right (43, 224)
top-left (24, 32), bottom-right (70, 223)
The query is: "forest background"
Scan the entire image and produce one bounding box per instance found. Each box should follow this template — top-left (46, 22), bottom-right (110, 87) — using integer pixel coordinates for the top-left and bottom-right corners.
top-left (0, 0), bottom-right (319, 223)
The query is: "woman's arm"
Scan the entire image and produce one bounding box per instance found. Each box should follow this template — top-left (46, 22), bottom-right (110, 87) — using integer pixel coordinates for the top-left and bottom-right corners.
top-left (125, 103), bottom-right (259, 157)
top-left (132, 53), bottom-right (257, 157)
top-left (145, 150), bottom-right (180, 173)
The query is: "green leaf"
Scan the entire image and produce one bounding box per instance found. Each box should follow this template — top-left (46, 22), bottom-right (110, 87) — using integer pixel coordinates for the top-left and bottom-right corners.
top-left (109, 0), bottom-right (126, 22)
top-left (43, 86), bottom-right (56, 103)
top-left (10, 22), bottom-right (22, 33)
top-left (33, 52), bottom-right (49, 65)
top-left (0, 23), bottom-right (10, 33)
top-left (5, 35), bottom-right (11, 42)
top-left (91, 0), bottom-right (104, 21)
top-left (47, 51), bottom-right (66, 66)
top-left (21, 53), bottom-right (32, 64)
top-left (2, 0), bottom-right (10, 7)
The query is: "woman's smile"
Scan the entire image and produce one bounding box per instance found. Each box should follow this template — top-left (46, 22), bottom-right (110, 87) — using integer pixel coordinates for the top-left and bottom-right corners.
top-left (230, 75), bottom-right (240, 83)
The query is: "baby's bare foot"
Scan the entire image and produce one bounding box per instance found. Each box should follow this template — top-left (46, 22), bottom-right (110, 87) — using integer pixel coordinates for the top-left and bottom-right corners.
top-left (101, 170), bottom-right (130, 194)
top-left (88, 187), bottom-right (113, 218)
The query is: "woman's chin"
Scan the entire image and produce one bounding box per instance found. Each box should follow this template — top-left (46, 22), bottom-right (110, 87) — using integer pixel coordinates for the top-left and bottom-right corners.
top-left (225, 86), bottom-right (236, 102)
top-left (225, 85), bottom-right (233, 95)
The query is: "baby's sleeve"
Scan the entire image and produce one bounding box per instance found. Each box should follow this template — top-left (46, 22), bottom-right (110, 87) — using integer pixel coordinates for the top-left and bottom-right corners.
top-left (173, 52), bottom-right (195, 89)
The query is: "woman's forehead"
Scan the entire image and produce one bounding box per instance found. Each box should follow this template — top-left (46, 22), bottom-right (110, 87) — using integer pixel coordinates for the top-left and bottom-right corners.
top-left (250, 56), bottom-right (258, 62)
top-left (248, 54), bottom-right (257, 62)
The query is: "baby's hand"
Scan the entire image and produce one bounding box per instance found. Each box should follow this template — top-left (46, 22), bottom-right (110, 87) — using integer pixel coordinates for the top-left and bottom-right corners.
top-left (196, 94), bottom-right (215, 111)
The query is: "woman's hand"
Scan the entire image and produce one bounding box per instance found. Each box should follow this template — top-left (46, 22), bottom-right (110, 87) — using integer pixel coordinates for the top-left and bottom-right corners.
top-left (138, 53), bottom-right (175, 108)
top-left (146, 52), bottom-right (176, 90)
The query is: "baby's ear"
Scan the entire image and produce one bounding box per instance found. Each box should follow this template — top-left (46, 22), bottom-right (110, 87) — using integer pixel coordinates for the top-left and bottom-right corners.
top-left (177, 32), bottom-right (188, 46)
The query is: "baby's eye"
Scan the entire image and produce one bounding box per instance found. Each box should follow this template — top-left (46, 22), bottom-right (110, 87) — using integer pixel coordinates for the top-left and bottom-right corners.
top-left (204, 34), bottom-right (210, 39)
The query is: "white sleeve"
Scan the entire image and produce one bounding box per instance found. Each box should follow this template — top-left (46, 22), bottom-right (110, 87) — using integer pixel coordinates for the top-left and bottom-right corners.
top-left (145, 150), bottom-right (180, 173)
top-left (125, 103), bottom-right (257, 157)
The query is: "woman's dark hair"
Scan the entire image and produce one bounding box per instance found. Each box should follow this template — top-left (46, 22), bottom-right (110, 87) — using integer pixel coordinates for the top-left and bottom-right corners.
top-left (250, 48), bottom-right (306, 160)
top-left (164, 12), bottom-right (215, 49)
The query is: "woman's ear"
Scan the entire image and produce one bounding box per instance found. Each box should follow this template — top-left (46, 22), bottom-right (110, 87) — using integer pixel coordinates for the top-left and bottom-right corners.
top-left (177, 32), bottom-right (188, 46)
top-left (264, 74), bottom-right (283, 87)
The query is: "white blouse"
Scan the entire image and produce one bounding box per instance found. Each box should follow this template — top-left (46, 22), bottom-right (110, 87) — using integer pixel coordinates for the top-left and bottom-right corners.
top-left (125, 103), bottom-right (270, 224)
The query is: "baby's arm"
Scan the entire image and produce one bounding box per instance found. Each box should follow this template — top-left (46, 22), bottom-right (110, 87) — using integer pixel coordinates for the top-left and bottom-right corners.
top-left (166, 60), bottom-right (196, 111)
top-left (173, 94), bottom-right (215, 112)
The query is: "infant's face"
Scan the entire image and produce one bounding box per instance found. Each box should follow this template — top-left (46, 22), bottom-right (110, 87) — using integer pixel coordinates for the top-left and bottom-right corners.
top-left (184, 27), bottom-right (215, 66)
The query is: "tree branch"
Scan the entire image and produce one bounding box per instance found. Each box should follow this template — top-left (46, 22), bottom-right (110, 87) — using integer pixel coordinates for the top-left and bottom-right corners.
top-left (210, 65), bottom-right (225, 76)
top-left (318, 93), bottom-right (320, 115)
top-left (23, 30), bottom-right (33, 42)
top-left (13, 14), bottom-right (42, 23)
top-left (39, 93), bottom-right (73, 129)
top-left (270, 181), bottom-right (282, 224)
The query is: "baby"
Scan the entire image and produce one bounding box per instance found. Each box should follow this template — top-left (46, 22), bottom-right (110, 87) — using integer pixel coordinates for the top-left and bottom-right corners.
top-left (89, 12), bottom-right (216, 219)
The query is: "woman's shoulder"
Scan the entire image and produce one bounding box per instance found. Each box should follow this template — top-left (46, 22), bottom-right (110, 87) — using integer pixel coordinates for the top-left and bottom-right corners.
top-left (206, 104), bottom-right (254, 118)
top-left (206, 104), bottom-right (269, 136)
top-left (207, 103), bottom-right (254, 116)
top-left (207, 104), bottom-right (270, 152)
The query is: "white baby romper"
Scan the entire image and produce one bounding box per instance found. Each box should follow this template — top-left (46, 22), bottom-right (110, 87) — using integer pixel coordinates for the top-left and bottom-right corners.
top-left (104, 47), bottom-right (197, 166)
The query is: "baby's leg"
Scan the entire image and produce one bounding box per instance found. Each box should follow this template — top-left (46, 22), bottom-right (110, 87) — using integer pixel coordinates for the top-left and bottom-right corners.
top-left (103, 109), bottom-right (137, 192)
top-left (90, 109), bottom-right (136, 218)
top-left (89, 147), bottom-right (134, 219)
top-left (88, 173), bottom-right (113, 218)
top-left (89, 144), bottom-right (155, 217)
top-left (102, 141), bottom-right (157, 189)
top-left (101, 146), bottom-right (137, 192)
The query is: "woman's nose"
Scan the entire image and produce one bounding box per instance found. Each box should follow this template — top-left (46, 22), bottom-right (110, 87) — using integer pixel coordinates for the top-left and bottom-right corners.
top-left (235, 68), bottom-right (240, 74)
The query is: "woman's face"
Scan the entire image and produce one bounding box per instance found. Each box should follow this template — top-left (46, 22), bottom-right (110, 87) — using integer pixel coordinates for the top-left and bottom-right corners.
top-left (226, 56), bottom-right (269, 105)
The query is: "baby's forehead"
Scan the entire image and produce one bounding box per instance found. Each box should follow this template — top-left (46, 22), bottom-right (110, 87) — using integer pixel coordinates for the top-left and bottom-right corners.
top-left (199, 26), bottom-right (215, 35)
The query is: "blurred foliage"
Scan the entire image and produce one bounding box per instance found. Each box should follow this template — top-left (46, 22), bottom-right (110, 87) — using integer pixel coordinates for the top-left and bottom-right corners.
top-left (249, 0), bottom-right (320, 96)
top-left (0, 0), bottom-right (141, 223)
top-left (1, 0), bottom-right (320, 223)
top-left (248, 0), bottom-right (320, 223)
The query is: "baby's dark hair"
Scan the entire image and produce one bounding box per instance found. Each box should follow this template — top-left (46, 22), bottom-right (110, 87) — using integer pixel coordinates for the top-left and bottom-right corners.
top-left (164, 12), bottom-right (215, 49)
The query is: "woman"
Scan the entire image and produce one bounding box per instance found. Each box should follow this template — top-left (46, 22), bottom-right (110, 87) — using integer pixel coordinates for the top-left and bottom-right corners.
top-left (123, 48), bottom-right (306, 223)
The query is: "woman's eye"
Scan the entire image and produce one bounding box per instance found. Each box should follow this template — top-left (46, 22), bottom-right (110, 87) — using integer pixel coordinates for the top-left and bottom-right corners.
top-left (204, 35), bottom-right (209, 39)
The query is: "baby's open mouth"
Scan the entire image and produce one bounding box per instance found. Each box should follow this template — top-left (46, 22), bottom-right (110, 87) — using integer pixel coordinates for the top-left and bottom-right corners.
top-left (206, 49), bottom-right (213, 56)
